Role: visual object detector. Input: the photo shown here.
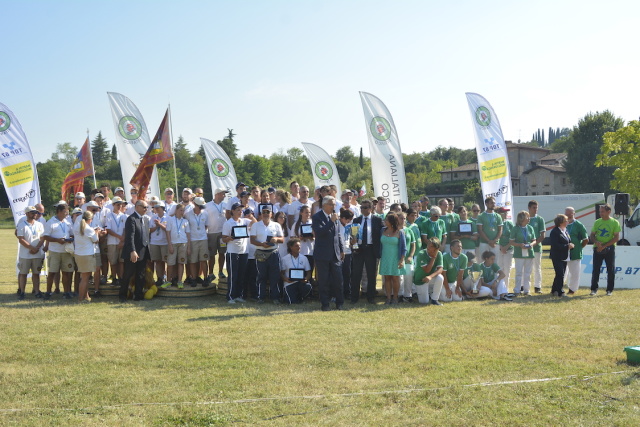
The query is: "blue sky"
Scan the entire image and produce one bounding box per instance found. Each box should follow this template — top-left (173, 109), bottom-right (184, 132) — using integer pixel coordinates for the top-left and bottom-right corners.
top-left (3, 0), bottom-right (639, 164)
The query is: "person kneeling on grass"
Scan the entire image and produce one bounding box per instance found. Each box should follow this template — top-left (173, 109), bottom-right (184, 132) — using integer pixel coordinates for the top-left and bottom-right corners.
top-left (413, 237), bottom-right (444, 305)
top-left (477, 250), bottom-right (512, 301)
top-left (281, 238), bottom-right (312, 304)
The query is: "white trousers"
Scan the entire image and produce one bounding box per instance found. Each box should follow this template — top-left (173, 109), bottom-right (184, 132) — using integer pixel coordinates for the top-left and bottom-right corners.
top-left (497, 248), bottom-right (514, 292)
top-left (479, 243), bottom-right (499, 260)
top-left (462, 276), bottom-right (504, 299)
top-left (531, 251), bottom-right (542, 289)
top-left (399, 261), bottom-right (415, 298)
top-left (514, 258), bottom-right (533, 294)
top-left (565, 259), bottom-right (581, 292)
top-left (415, 274), bottom-right (444, 303)
top-left (439, 281), bottom-right (464, 302)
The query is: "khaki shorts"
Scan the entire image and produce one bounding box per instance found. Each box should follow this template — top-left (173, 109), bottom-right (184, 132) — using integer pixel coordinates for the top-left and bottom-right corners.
top-left (108, 245), bottom-right (123, 265)
top-left (167, 242), bottom-right (187, 266)
top-left (75, 254), bottom-right (96, 273)
top-left (18, 257), bottom-right (44, 275)
top-left (149, 244), bottom-right (168, 262)
top-left (189, 239), bottom-right (209, 263)
top-left (48, 251), bottom-right (75, 273)
top-left (207, 232), bottom-right (226, 256)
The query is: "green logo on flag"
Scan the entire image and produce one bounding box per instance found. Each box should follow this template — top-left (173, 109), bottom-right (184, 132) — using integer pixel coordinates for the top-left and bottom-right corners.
top-left (118, 116), bottom-right (143, 140)
top-left (475, 106), bottom-right (491, 127)
top-left (315, 161), bottom-right (333, 180)
top-left (0, 112), bottom-right (10, 133)
top-left (212, 158), bottom-right (230, 177)
top-left (370, 116), bottom-right (392, 141)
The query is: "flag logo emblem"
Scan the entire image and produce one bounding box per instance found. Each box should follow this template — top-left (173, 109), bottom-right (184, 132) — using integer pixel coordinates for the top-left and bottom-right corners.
top-left (369, 116), bottom-right (392, 141)
top-left (475, 106), bottom-right (491, 127)
top-left (118, 116), bottom-right (143, 140)
top-left (0, 112), bottom-right (10, 133)
top-left (315, 161), bottom-right (333, 180)
top-left (212, 158), bottom-right (230, 177)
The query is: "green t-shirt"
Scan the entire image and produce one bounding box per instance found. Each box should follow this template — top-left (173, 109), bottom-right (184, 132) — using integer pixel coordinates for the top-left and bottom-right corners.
top-left (477, 212), bottom-right (503, 242)
top-left (403, 225), bottom-right (415, 259)
top-left (408, 222), bottom-right (422, 252)
top-left (413, 249), bottom-right (443, 286)
top-left (499, 220), bottom-right (515, 248)
top-left (418, 218), bottom-right (447, 241)
top-left (591, 218), bottom-right (621, 244)
top-left (510, 224), bottom-right (536, 258)
top-left (529, 215), bottom-right (546, 253)
top-left (442, 252), bottom-right (468, 283)
top-left (479, 261), bottom-right (501, 283)
top-left (566, 220), bottom-right (588, 260)
top-left (451, 219), bottom-right (477, 250)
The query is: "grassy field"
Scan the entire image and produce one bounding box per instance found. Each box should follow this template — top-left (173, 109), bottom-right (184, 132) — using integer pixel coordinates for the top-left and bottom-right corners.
top-left (0, 229), bottom-right (638, 426)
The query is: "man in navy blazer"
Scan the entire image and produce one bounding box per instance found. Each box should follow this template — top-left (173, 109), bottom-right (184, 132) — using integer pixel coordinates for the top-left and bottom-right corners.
top-left (549, 214), bottom-right (574, 297)
top-left (350, 199), bottom-right (383, 303)
top-left (119, 200), bottom-right (151, 302)
top-left (312, 196), bottom-right (344, 311)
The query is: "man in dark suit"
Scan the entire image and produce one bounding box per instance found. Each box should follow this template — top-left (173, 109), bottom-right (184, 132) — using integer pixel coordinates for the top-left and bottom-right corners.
top-left (312, 196), bottom-right (344, 311)
top-left (549, 214), bottom-right (574, 297)
top-left (119, 200), bottom-right (151, 302)
top-left (350, 199), bottom-right (383, 303)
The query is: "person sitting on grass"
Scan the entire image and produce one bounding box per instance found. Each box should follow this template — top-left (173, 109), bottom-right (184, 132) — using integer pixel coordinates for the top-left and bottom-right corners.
top-left (478, 250), bottom-right (512, 301)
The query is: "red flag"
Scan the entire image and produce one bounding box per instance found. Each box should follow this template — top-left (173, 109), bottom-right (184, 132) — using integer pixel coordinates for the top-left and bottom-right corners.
top-left (130, 109), bottom-right (173, 197)
top-left (61, 136), bottom-right (94, 201)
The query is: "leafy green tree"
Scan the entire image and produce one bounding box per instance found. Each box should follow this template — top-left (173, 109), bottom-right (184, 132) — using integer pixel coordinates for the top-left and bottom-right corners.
top-left (218, 129), bottom-right (238, 162)
top-left (596, 120), bottom-right (640, 198)
top-left (37, 160), bottom-right (66, 210)
top-left (111, 144), bottom-right (118, 161)
top-left (91, 131), bottom-right (110, 167)
top-left (564, 111), bottom-right (624, 193)
top-left (51, 142), bottom-right (79, 172)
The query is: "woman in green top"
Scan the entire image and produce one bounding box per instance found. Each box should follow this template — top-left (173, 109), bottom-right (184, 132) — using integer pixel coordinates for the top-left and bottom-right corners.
top-left (509, 211), bottom-right (538, 295)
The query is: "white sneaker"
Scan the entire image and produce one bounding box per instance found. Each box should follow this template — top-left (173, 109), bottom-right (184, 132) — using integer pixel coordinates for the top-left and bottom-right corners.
top-left (235, 297), bottom-right (246, 303)
top-left (606, 291), bottom-right (612, 296)
top-left (227, 299), bottom-right (236, 304)
top-left (590, 290), bottom-right (597, 296)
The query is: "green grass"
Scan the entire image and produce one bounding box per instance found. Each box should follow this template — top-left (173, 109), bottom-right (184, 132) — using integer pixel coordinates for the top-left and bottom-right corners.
top-left (0, 229), bottom-right (638, 426)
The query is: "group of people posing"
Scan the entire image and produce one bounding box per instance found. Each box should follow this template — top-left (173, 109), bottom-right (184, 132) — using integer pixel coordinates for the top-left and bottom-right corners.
top-left (15, 181), bottom-right (621, 307)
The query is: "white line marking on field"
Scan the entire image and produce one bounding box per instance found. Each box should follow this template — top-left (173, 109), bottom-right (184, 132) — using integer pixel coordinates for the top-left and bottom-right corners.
top-left (0, 370), bottom-right (634, 414)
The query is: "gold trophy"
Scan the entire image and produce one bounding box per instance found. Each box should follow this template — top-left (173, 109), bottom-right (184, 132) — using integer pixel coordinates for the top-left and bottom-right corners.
top-left (470, 271), bottom-right (482, 294)
top-left (351, 225), bottom-right (360, 250)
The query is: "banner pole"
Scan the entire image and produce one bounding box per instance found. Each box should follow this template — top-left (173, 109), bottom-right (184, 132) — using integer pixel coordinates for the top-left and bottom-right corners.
top-left (168, 103), bottom-right (178, 193)
top-left (87, 129), bottom-right (97, 188)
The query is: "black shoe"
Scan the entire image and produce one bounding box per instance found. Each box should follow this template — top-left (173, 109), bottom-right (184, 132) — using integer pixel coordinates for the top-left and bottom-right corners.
top-left (119, 297), bottom-right (127, 303)
top-left (54, 288), bottom-right (61, 294)
top-left (62, 292), bottom-right (72, 300)
top-left (195, 277), bottom-right (204, 285)
top-left (18, 292), bottom-right (25, 301)
top-left (336, 305), bottom-right (344, 310)
top-left (93, 290), bottom-right (102, 298)
top-left (500, 296), bottom-right (513, 301)
top-left (44, 292), bottom-right (52, 300)
top-left (535, 288), bottom-right (542, 294)
top-left (367, 297), bottom-right (375, 304)
top-left (35, 291), bottom-right (44, 298)
top-left (133, 295), bottom-right (144, 301)
top-left (321, 305), bottom-right (330, 311)
top-left (430, 299), bottom-right (442, 306)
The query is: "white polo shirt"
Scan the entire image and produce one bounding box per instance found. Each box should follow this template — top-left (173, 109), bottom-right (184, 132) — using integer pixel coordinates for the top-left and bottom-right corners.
top-left (222, 217), bottom-right (251, 254)
top-left (166, 216), bottom-right (190, 244)
top-left (205, 201), bottom-right (227, 233)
